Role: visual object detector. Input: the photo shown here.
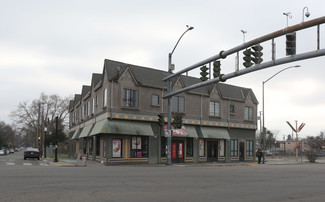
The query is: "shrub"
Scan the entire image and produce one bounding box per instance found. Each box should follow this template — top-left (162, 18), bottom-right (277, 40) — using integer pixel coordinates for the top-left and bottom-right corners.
top-left (306, 149), bottom-right (318, 163)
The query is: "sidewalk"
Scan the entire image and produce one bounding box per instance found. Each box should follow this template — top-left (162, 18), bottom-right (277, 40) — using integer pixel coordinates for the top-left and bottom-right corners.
top-left (43, 156), bottom-right (325, 167)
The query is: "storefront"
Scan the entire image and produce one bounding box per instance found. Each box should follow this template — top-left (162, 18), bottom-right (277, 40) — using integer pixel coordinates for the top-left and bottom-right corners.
top-left (161, 125), bottom-right (198, 163)
top-left (198, 126), bottom-right (230, 163)
top-left (88, 119), bottom-right (156, 164)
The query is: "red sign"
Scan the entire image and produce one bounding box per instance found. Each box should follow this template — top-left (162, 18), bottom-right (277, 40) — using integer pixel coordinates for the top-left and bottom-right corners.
top-left (172, 143), bottom-right (177, 159)
top-left (164, 125), bottom-right (188, 137)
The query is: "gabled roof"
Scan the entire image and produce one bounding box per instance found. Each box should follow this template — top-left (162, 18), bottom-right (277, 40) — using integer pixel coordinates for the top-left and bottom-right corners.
top-left (74, 94), bottom-right (81, 107)
top-left (101, 59), bottom-right (257, 103)
top-left (91, 73), bottom-right (102, 87)
top-left (81, 85), bottom-right (91, 100)
top-left (69, 100), bottom-right (74, 111)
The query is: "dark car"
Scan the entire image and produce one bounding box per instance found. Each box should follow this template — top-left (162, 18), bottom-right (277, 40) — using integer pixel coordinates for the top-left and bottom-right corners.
top-left (24, 147), bottom-right (40, 160)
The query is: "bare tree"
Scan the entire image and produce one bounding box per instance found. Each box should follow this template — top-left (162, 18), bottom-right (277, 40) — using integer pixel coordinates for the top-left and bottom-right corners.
top-left (10, 93), bottom-right (71, 147)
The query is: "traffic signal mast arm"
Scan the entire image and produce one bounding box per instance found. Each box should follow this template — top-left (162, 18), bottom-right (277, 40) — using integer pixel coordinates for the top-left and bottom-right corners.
top-left (163, 16), bottom-right (325, 82)
top-left (163, 48), bottom-right (325, 99)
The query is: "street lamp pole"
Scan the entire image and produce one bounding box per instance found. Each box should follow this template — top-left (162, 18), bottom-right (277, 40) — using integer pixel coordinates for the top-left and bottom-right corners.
top-left (53, 116), bottom-right (58, 162)
top-left (167, 25), bottom-right (193, 165)
top-left (262, 65), bottom-right (300, 164)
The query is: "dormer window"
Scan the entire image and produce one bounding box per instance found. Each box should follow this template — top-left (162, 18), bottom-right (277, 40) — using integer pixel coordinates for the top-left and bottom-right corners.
top-left (123, 89), bottom-right (139, 108)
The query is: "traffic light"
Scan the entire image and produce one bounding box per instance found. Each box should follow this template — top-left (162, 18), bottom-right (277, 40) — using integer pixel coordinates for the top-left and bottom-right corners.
top-left (286, 32), bottom-right (296, 56)
top-left (158, 114), bottom-right (165, 126)
top-left (200, 65), bottom-right (209, 81)
top-left (251, 44), bottom-right (263, 64)
top-left (213, 60), bottom-right (221, 78)
top-left (243, 48), bottom-right (253, 68)
top-left (172, 114), bottom-right (182, 129)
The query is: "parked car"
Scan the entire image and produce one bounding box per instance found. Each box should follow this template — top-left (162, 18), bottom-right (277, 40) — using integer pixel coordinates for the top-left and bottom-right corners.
top-left (317, 151), bottom-right (325, 157)
top-left (5, 149), bottom-right (10, 155)
top-left (24, 147), bottom-right (40, 160)
top-left (0, 149), bottom-right (5, 155)
top-left (9, 148), bottom-right (14, 153)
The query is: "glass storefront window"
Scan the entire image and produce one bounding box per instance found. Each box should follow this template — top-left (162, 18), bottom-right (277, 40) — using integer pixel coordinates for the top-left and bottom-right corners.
top-left (230, 139), bottom-right (238, 156)
top-left (199, 139), bottom-right (205, 157)
top-left (246, 140), bottom-right (253, 156)
top-left (112, 139), bottom-right (122, 158)
top-left (219, 140), bottom-right (225, 157)
top-left (186, 138), bottom-right (193, 157)
top-left (130, 136), bottom-right (149, 158)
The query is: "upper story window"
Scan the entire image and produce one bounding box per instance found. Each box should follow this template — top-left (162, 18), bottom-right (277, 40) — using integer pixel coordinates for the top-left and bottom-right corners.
top-left (87, 101), bottom-right (90, 116)
top-left (209, 101), bottom-right (220, 117)
top-left (123, 89), bottom-right (139, 108)
top-left (151, 94), bottom-right (159, 105)
top-left (230, 104), bottom-right (235, 114)
top-left (103, 88), bottom-right (107, 108)
top-left (245, 106), bottom-right (253, 121)
top-left (172, 96), bottom-right (184, 113)
top-left (92, 98), bottom-right (95, 114)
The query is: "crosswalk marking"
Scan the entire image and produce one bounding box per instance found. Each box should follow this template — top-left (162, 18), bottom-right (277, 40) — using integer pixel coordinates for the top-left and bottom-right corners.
top-left (6, 162), bottom-right (15, 166)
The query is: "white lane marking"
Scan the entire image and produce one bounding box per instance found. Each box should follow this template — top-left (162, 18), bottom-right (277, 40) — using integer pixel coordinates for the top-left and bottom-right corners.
top-left (6, 162), bottom-right (15, 166)
top-left (23, 163), bottom-right (32, 166)
top-left (40, 163), bottom-right (49, 167)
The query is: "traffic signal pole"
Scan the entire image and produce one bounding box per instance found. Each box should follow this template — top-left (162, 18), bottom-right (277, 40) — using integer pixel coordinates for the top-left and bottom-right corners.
top-left (163, 16), bottom-right (325, 84)
top-left (163, 48), bottom-right (325, 99)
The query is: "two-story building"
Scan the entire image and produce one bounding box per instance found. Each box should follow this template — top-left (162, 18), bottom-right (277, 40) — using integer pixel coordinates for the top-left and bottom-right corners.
top-left (69, 59), bottom-right (258, 164)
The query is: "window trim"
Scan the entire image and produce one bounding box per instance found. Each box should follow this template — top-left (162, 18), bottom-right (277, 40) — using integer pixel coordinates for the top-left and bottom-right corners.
top-left (209, 101), bottom-right (220, 117)
top-left (230, 139), bottom-right (238, 157)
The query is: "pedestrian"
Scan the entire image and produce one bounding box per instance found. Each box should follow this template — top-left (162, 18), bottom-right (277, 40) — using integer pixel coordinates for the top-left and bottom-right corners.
top-left (256, 147), bottom-right (263, 164)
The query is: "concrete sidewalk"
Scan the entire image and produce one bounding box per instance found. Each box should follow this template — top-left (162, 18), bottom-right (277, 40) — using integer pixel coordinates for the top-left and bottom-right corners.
top-left (44, 156), bottom-right (325, 167)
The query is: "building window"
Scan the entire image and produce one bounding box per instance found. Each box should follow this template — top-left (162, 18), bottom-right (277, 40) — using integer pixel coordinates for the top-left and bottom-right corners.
top-left (219, 140), bottom-right (225, 157)
top-left (112, 139), bottom-right (122, 158)
top-left (95, 95), bottom-right (98, 107)
top-left (186, 138), bottom-right (193, 157)
top-left (92, 98), bottom-right (95, 114)
top-left (172, 96), bottom-right (185, 113)
top-left (103, 88), bottom-right (107, 108)
top-left (230, 104), bottom-right (235, 114)
top-left (87, 101), bottom-right (90, 116)
top-left (209, 101), bottom-right (220, 117)
top-left (152, 94), bottom-right (159, 105)
top-left (123, 89), bottom-right (139, 108)
top-left (230, 139), bottom-right (238, 156)
top-left (245, 107), bottom-right (253, 121)
top-left (130, 136), bottom-right (149, 158)
top-left (246, 140), bottom-right (253, 156)
top-left (199, 139), bottom-right (205, 157)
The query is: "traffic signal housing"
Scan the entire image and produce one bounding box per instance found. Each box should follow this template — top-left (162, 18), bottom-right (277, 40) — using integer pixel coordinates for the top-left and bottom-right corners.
top-left (213, 60), bottom-right (221, 78)
top-left (243, 48), bottom-right (253, 68)
top-left (251, 44), bottom-right (263, 64)
top-left (158, 114), bottom-right (165, 126)
top-left (200, 65), bottom-right (209, 81)
top-left (286, 32), bottom-right (296, 56)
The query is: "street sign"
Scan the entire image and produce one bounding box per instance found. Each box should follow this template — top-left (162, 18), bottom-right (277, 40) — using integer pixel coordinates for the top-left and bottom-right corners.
top-left (286, 121), bottom-right (296, 132)
top-left (297, 123), bottom-right (306, 132)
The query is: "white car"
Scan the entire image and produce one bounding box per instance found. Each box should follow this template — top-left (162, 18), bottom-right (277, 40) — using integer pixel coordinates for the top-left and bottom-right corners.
top-left (0, 149), bottom-right (5, 155)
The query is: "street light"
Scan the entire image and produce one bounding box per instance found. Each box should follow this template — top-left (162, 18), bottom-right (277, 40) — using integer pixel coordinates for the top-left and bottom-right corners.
top-left (167, 25), bottom-right (194, 165)
top-left (262, 65), bottom-right (300, 164)
top-left (53, 116), bottom-right (58, 162)
top-left (44, 127), bottom-right (47, 158)
top-left (302, 7), bottom-right (310, 22)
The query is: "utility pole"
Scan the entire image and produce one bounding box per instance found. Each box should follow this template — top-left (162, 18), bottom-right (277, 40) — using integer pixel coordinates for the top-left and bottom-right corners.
top-left (53, 116), bottom-right (58, 162)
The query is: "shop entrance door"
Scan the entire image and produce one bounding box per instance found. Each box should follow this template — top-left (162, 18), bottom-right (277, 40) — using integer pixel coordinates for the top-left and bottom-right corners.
top-left (239, 142), bottom-right (245, 161)
top-left (207, 141), bottom-right (218, 162)
top-left (172, 140), bottom-right (184, 163)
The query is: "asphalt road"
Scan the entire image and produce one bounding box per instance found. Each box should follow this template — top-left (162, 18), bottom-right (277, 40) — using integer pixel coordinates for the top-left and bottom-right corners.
top-left (1, 152), bottom-right (325, 202)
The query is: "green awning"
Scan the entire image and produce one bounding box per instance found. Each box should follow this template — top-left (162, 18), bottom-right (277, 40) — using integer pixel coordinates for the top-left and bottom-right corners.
top-left (107, 120), bottom-right (155, 136)
top-left (78, 124), bottom-right (93, 138)
top-left (71, 129), bottom-right (81, 140)
top-left (89, 119), bottom-right (109, 136)
top-left (184, 125), bottom-right (198, 138)
top-left (199, 127), bottom-right (230, 140)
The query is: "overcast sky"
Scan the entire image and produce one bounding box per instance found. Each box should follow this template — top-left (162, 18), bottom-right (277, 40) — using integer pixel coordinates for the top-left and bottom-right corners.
top-left (1, 0), bottom-right (324, 140)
